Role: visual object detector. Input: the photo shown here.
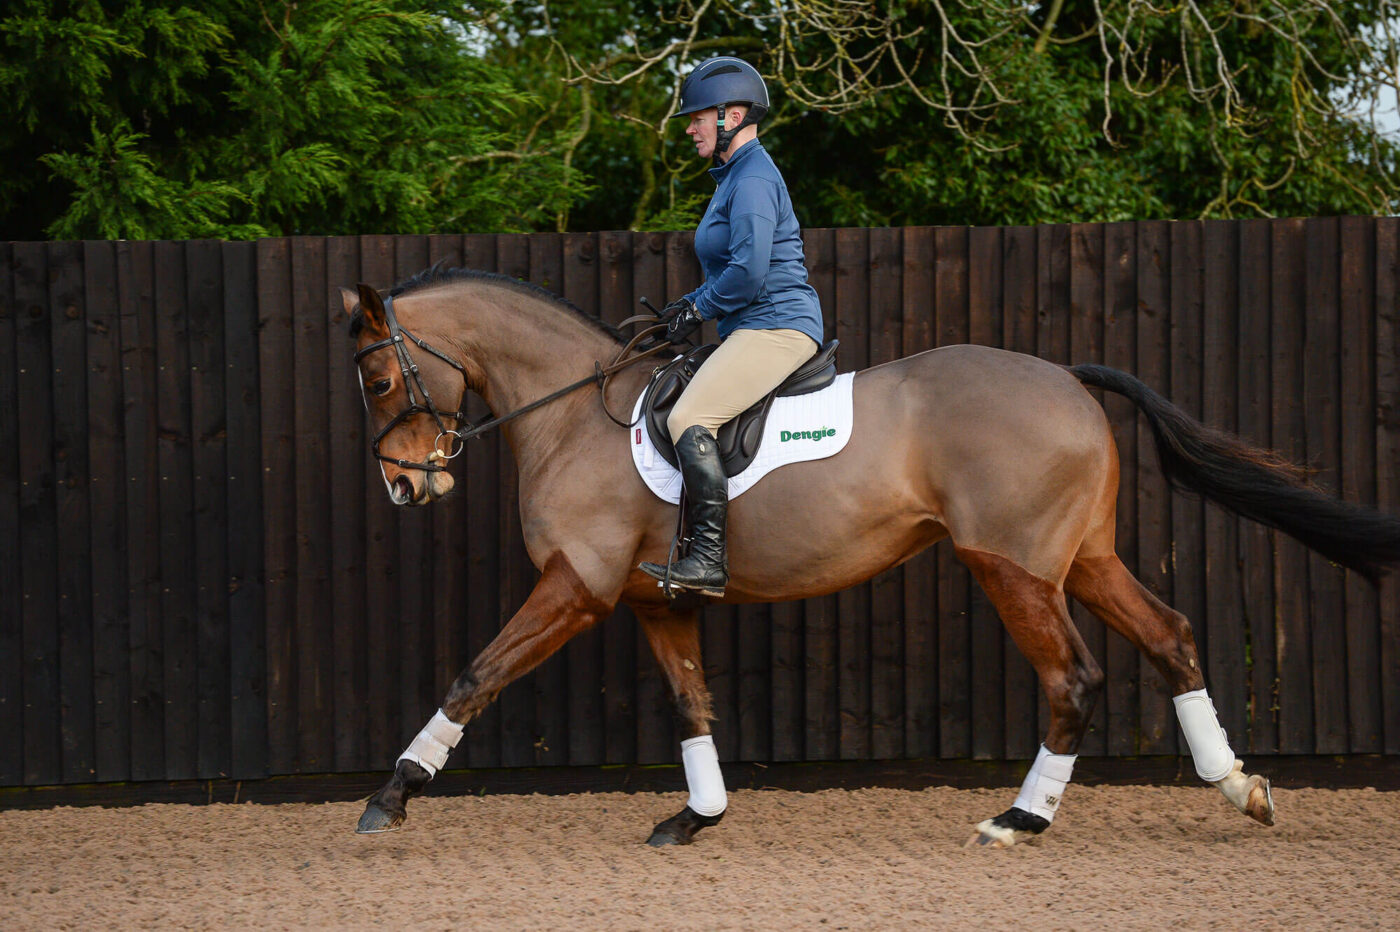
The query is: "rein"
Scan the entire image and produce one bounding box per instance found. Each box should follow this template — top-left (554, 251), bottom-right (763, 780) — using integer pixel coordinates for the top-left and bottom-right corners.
top-left (355, 294), bottom-right (673, 472)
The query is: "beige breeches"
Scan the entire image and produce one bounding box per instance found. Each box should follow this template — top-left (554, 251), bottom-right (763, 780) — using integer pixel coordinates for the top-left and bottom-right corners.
top-left (667, 328), bottom-right (818, 442)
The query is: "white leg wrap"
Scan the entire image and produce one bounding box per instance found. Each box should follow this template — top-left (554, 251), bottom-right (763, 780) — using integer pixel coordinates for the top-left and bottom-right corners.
top-left (397, 709), bottom-right (464, 779)
top-left (1012, 744), bottom-right (1076, 822)
top-left (1173, 688), bottom-right (1236, 783)
top-left (681, 735), bottom-right (727, 817)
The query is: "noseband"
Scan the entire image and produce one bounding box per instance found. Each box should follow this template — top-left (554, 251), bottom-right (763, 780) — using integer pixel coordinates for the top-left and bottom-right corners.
top-left (354, 294), bottom-right (468, 472)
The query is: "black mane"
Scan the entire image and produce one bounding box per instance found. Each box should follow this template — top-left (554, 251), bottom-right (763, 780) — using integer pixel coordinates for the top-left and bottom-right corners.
top-left (349, 263), bottom-right (625, 344)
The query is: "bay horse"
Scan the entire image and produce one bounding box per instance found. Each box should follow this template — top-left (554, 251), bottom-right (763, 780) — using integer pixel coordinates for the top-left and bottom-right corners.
top-left (344, 266), bottom-right (1400, 847)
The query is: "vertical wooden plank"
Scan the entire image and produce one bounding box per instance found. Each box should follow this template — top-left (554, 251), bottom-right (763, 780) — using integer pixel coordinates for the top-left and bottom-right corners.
top-left (292, 236), bottom-right (334, 772)
top-left (900, 226), bottom-right (938, 759)
top-left (1039, 231), bottom-right (1078, 739)
top-left (1339, 215), bottom-right (1381, 752)
top-left (967, 225), bottom-right (1005, 760)
top-left (868, 227), bottom-right (904, 760)
top-left (1068, 223), bottom-right (1107, 756)
top-left (935, 225), bottom-right (971, 758)
top-left (186, 240), bottom-right (230, 779)
top-left (0, 244), bottom-right (22, 785)
top-left (154, 241), bottom-right (197, 779)
top-left (327, 235), bottom-right (367, 772)
top-left (14, 242), bottom-right (60, 784)
top-left (1135, 220), bottom-right (1175, 754)
top-left (1303, 216), bottom-right (1348, 754)
top-left (427, 234), bottom-right (466, 728)
top-left (769, 594), bottom-right (802, 761)
top-left (803, 227), bottom-right (840, 760)
top-left (393, 236), bottom-right (435, 755)
top-left (1271, 217), bottom-right (1314, 753)
top-left (1037, 225), bottom-right (1072, 364)
top-left (599, 231), bottom-right (641, 764)
top-left (1169, 221), bottom-right (1205, 757)
top-left (835, 226), bottom-right (871, 760)
top-left (257, 238), bottom-right (298, 773)
top-left (84, 241), bottom-right (131, 782)
top-left (736, 600), bottom-right (772, 763)
top-left (1237, 219), bottom-right (1278, 754)
top-left (461, 233), bottom-right (501, 768)
top-left (496, 232), bottom-right (536, 767)
top-left (1201, 221), bottom-right (1247, 745)
top-left (1102, 222), bottom-right (1140, 755)
top-left (121, 243), bottom-right (164, 779)
top-left (223, 241), bottom-right (267, 779)
top-left (359, 234), bottom-right (399, 767)
top-left (48, 242), bottom-right (95, 782)
top-left (1034, 223), bottom-right (1071, 742)
top-left (562, 231), bottom-right (606, 766)
top-left (525, 232), bottom-right (569, 766)
top-left (1000, 225), bottom-right (1039, 759)
top-left (631, 231), bottom-right (673, 763)
top-left (1376, 218), bottom-right (1400, 754)
top-left (768, 227), bottom-right (804, 761)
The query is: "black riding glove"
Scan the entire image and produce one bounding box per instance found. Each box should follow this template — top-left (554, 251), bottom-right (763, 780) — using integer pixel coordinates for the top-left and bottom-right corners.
top-left (659, 298), bottom-right (691, 322)
top-left (665, 301), bottom-right (703, 346)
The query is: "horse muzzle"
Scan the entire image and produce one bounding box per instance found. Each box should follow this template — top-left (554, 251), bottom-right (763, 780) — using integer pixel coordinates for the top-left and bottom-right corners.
top-left (387, 469), bottom-right (455, 506)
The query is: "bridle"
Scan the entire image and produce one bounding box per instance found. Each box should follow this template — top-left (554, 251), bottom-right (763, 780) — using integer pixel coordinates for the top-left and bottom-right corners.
top-left (354, 294), bottom-right (470, 472)
top-left (354, 292), bottom-right (675, 474)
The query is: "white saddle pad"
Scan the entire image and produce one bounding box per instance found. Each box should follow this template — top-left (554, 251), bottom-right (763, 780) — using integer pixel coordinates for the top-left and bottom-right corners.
top-left (629, 372), bottom-right (855, 504)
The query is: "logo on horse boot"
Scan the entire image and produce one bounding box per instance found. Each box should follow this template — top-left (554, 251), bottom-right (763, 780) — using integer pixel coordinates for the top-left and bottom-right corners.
top-left (780, 426), bottom-right (837, 442)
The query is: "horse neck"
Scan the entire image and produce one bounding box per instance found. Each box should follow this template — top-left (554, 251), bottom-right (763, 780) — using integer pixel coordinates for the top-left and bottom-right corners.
top-left (406, 282), bottom-right (630, 464)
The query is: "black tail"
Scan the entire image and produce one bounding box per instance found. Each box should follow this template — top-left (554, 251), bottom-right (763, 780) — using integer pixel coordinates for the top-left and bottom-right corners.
top-left (1071, 363), bottom-right (1400, 584)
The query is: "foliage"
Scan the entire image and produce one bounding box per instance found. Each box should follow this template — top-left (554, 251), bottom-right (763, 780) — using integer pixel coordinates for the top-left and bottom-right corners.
top-left (4, 1), bottom-right (1398, 239)
top-left (543, 0), bottom-right (1400, 229)
top-left (1, 0), bottom-right (590, 239)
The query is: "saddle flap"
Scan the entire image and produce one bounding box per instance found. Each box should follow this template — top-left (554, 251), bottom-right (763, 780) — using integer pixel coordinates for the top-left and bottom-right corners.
top-left (642, 339), bottom-right (839, 476)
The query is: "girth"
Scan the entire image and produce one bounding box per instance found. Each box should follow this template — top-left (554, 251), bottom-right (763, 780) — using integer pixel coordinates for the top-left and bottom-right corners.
top-left (642, 339), bottom-right (839, 476)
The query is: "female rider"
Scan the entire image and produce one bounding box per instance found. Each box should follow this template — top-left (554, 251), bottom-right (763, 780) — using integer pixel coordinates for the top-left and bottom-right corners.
top-left (638, 57), bottom-right (825, 597)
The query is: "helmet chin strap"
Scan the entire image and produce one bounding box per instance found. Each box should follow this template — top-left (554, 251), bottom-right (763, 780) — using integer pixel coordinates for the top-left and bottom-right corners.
top-left (713, 104), bottom-right (762, 164)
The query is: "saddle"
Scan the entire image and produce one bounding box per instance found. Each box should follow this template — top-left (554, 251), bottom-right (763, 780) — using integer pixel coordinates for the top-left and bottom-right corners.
top-left (641, 339), bottom-right (839, 476)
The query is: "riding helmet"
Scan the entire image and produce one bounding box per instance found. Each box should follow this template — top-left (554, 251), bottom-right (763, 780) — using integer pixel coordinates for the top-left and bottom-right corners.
top-left (675, 56), bottom-right (770, 122)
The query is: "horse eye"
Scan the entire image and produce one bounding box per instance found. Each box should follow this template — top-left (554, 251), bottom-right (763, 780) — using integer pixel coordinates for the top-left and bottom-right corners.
top-left (371, 379), bottom-right (392, 396)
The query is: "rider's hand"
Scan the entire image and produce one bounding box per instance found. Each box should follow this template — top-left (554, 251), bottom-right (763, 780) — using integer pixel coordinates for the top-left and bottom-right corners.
top-left (659, 298), bottom-right (691, 322)
top-left (665, 301), bottom-right (703, 346)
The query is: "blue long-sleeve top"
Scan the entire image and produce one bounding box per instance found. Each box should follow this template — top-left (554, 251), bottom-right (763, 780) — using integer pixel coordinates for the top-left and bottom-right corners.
top-left (684, 140), bottom-right (824, 347)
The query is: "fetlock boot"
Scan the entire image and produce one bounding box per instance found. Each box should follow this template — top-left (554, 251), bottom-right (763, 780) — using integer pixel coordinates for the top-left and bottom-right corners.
top-left (639, 425), bottom-right (729, 596)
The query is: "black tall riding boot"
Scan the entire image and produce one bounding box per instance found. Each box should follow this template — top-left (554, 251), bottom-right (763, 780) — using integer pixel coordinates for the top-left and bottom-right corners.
top-left (639, 425), bottom-right (729, 597)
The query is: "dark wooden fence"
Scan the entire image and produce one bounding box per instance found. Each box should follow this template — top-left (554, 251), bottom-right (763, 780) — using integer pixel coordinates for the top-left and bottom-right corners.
top-left (3, 220), bottom-right (1398, 787)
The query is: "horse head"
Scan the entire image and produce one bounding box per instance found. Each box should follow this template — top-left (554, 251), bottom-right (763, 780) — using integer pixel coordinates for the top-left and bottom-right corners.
top-left (344, 283), bottom-right (467, 506)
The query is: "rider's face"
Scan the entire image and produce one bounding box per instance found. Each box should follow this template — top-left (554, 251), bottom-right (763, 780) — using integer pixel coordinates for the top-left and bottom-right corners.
top-left (685, 110), bottom-right (718, 159)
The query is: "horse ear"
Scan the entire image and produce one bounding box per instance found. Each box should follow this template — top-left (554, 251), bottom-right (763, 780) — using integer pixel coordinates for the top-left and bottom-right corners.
top-left (339, 286), bottom-right (359, 318)
top-left (356, 282), bottom-right (388, 334)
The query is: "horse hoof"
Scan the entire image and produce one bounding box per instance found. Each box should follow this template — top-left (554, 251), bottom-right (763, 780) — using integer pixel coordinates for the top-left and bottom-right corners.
top-left (965, 819), bottom-right (1016, 849)
top-left (1214, 763), bottom-right (1276, 827)
top-left (645, 828), bottom-right (688, 847)
top-left (355, 803), bottom-right (405, 834)
top-left (1245, 776), bottom-right (1275, 827)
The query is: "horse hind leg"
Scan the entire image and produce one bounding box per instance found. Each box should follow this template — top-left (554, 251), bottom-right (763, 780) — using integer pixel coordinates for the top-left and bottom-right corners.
top-left (634, 601), bottom-right (728, 847)
top-left (957, 546), bottom-right (1105, 848)
top-left (1065, 554), bottom-right (1275, 827)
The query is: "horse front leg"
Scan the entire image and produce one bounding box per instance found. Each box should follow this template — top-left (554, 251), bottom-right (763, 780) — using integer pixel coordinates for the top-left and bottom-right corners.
top-left (957, 547), bottom-right (1106, 848)
top-left (634, 602), bottom-right (727, 847)
top-left (356, 552), bottom-right (611, 833)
